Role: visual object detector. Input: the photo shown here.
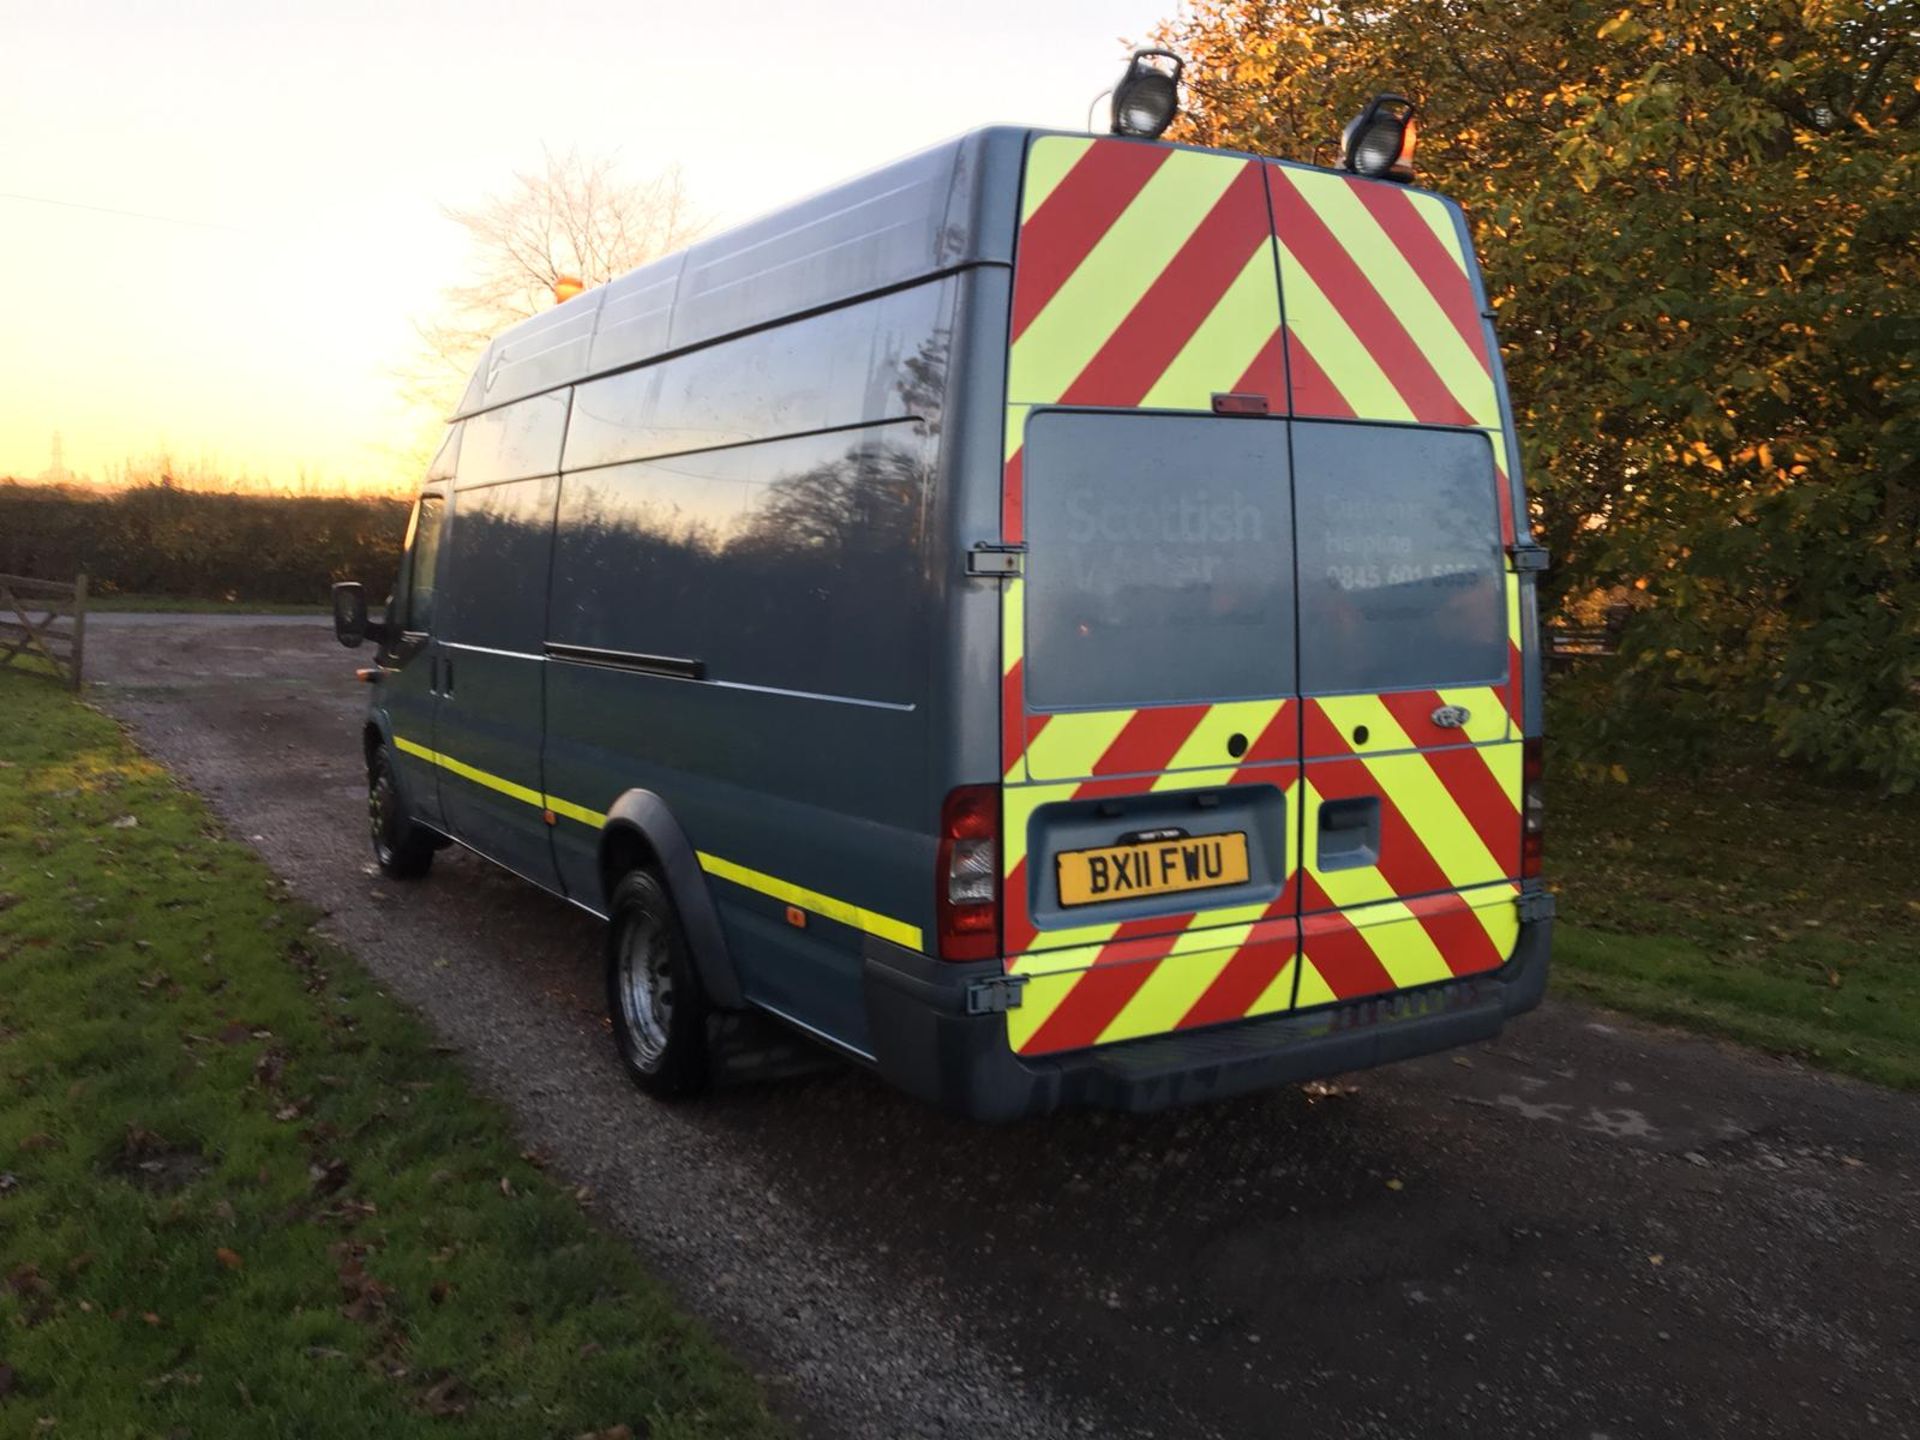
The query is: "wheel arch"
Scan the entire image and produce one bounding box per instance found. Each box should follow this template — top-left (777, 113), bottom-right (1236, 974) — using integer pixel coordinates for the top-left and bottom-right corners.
top-left (598, 791), bottom-right (744, 1010)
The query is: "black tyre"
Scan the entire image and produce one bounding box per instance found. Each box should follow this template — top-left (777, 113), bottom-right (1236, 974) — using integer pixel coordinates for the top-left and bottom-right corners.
top-left (368, 746), bottom-right (436, 880)
top-left (606, 870), bottom-right (710, 1099)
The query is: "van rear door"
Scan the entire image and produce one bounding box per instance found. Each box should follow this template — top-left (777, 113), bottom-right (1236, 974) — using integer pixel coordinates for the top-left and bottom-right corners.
top-left (998, 137), bottom-right (1300, 1058)
top-left (1268, 163), bottom-right (1526, 1006)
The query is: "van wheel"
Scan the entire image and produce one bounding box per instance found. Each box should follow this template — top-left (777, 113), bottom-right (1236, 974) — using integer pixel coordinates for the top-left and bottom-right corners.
top-left (606, 870), bottom-right (710, 1099)
top-left (368, 746), bottom-right (435, 879)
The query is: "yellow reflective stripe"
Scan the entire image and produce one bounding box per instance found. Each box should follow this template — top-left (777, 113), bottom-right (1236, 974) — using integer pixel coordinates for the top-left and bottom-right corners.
top-left (391, 734), bottom-right (919, 950)
top-left (1005, 405), bottom-right (1029, 464)
top-left (1002, 577), bottom-right (1026, 783)
top-left (546, 794), bottom-right (606, 828)
top-left (1469, 882), bottom-right (1523, 956)
top-left (1010, 151), bottom-right (1243, 403)
top-left (1295, 956), bottom-right (1341, 1009)
top-left (1005, 968), bottom-right (1076, 1050)
top-left (1023, 709), bottom-right (1132, 783)
top-left (393, 734), bottom-right (544, 810)
top-left (1005, 928), bottom-right (1119, 978)
top-left (1022, 136), bottom-right (1093, 222)
top-left (696, 851), bottom-right (921, 952)
top-left (1295, 175), bottom-right (1499, 427)
top-left (1275, 237), bottom-right (1415, 421)
top-left (1151, 699), bottom-right (1286, 780)
top-left (1345, 899), bottom-right (1455, 989)
top-left (1136, 244), bottom-right (1279, 411)
top-left (1408, 190), bottom-right (1470, 274)
top-left (1249, 953), bottom-right (1299, 1017)
top-left (1364, 749), bottom-right (1507, 890)
top-left (1099, 945), bottom-right (1235, 1045)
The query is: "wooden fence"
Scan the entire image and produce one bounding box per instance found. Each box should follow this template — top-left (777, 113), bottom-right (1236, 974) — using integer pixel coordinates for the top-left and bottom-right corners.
top-left (0, 571), bottom-right (88, 689)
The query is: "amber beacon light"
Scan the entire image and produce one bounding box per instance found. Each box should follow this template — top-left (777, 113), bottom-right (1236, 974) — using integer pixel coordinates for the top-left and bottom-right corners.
top-left (552, 274), bottom-right (584, 305)
top-left (1341, 93), bottom-right (1419, 182)
top-left (1109, 48), bottom-right (1183, 138)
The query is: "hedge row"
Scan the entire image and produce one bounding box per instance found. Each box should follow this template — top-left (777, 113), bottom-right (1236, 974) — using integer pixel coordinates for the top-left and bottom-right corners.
top-left (0, 482), bottom-right (410, 605)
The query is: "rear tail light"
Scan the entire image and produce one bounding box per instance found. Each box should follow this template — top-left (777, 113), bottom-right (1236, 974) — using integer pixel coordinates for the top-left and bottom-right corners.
top-left (1521, 736), bottom-right (1545, 878)
top-left (937, 785), bottom-right (1000, 962)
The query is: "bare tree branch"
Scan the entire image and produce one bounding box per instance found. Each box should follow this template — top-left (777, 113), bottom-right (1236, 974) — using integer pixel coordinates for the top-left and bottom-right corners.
top-left (400, 146), bottom-right (706, 418)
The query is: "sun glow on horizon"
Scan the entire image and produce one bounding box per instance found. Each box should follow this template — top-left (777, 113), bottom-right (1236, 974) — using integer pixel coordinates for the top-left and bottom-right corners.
top-left (1, 0), bottom-right (1170, 495)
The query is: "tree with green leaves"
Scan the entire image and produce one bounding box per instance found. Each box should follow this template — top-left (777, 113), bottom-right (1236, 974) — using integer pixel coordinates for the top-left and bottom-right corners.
top-left (1156, 0), bottom-right (1919, 788)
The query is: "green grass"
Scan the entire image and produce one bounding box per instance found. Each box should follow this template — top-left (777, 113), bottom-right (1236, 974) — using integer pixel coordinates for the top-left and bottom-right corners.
top-left (0, 667), bottom-right (781, 1439)
top-left (84, 594), bottom-right (329, 614)
top-left (1554, 756), bottom-right (1920, 1088)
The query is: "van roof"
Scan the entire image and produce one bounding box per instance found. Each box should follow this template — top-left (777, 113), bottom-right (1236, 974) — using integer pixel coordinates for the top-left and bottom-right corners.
top-left (451, 126), bottom-right (1471, 422)
top-left (453, 125), bottom-right (1031, 419)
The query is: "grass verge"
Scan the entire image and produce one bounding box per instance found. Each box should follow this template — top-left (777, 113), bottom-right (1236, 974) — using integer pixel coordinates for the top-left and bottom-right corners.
top-left (1554, 757), bottom-right (1920, 1088)
top-left (0, 668), bottom-right (781, 1438)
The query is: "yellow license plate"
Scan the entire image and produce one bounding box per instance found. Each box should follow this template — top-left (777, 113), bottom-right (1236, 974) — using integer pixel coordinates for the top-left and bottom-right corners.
top-left (1055, 832), bottom-right (1251, 907)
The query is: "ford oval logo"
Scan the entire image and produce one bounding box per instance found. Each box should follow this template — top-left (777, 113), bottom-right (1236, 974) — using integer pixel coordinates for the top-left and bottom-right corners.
top-left (1431, 704), bottom-right (1472, 729)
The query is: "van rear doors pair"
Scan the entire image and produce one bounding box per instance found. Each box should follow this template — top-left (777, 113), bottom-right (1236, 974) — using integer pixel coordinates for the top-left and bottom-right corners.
top-left (999, 136), bottom-right (1526, 1058)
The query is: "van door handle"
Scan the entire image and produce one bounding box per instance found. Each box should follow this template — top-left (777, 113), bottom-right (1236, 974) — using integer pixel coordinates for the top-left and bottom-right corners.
top-left (1317, 797), bottom-right (1381, 870)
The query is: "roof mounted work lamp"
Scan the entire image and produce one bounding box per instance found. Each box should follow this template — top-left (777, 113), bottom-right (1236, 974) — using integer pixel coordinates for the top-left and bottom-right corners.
top-left (1109, 49), bottom-right (1183, 138)
top-left (1341, 93), bottom-right (1419, 181)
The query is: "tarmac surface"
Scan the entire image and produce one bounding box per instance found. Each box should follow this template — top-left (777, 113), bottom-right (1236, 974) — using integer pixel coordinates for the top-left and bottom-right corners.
top-left (82, 612), bottom-right (1920, 1440)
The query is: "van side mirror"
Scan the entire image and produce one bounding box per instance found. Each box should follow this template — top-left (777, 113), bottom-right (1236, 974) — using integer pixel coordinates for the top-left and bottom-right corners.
top-left (332, 581), bottom-right (386, 649)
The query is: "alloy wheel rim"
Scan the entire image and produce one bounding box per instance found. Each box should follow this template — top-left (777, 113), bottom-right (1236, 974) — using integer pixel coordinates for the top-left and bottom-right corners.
top-left (618, 912), bottom-right (673, 1068)
top-left (369, 770), bottom-right (395, 862)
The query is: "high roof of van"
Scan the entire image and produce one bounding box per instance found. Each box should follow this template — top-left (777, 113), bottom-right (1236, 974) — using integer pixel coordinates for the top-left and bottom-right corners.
top-left (452, 126), bottom-right (1033, 420)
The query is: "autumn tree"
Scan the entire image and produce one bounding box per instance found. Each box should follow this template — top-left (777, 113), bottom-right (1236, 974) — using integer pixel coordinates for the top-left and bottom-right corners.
top-left (410, 147), bottom-right (701, 412)
top-left (1156, 0), bottom-right (1920, 787)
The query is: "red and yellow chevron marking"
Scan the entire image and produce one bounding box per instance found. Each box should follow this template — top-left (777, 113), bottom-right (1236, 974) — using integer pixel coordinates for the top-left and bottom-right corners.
top-left (995, 139), bottom-right (1531, 1058)
top-left (1010, 139), bottom-right (1284, 413)
top-left (1010, 916), bottom-right (1299, 1055)
top-left (1301, 698), bottom-right (1522, 910)
top-left (1000, 727), bottom-right (1299, 961)
top-left (1001, 138), bottom-right (1286, 545)
top-left (1268, 164), bottom-right (1498, 430)
top-left (1298, 882), bottom-right (1520, 1007)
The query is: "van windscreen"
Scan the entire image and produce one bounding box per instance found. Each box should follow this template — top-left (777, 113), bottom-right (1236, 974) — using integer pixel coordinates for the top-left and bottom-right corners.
top-left (1024, 411), bottom-right (1294, 711)
top-left (1292, 421), bottom-right (1507, 694)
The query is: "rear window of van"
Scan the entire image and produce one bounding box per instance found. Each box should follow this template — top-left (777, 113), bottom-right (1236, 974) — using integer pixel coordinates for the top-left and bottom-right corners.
top-left (1024, 411), bottom-right (1294, 711)
top-left (1292, 421), bottom-right (1507, 694)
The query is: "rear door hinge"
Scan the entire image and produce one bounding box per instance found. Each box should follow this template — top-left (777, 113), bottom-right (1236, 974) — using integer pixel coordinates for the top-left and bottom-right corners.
top-left (1508, 543), bottom-right (1550, 573)
top-left (965, 974), bottom-right (1028, 1015)
top-left (1517, 890), bottom-right (1557, 924)
top-left (966, 543), bottom-right (1025, 578)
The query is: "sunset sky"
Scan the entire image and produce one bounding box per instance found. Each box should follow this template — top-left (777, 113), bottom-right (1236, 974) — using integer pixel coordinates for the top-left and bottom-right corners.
top-left (1, 0), bottom-right (1172, 491)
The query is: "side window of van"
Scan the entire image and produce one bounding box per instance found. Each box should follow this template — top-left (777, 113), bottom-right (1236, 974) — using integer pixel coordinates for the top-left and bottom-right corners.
top-left (563, 278), bottom-right (949, 470)
top-left (439, 478), bottom-right (556, 655)
top-left (401, 495), bottom-right (446, 635)
top-left (1292, 422), bottom-right (1507, 694)
top-left (458, 391), bottom-right (569, 485)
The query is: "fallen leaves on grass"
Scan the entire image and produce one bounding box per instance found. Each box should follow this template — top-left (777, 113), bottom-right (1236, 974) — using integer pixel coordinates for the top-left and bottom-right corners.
top-left (214, 1247), bottom-right (244, 1271)
top-left (419, 1372), bottom-right (473, 1417)
top-left (308, 1158), bottom-right (350, 1197)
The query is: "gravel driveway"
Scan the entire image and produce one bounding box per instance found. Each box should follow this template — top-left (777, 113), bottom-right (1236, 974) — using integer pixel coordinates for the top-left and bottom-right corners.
top-left (83, 614), bottom-right (1920, 1440)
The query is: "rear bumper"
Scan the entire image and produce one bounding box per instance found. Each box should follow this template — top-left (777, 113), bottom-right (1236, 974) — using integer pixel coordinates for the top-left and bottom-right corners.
top-left (862, 894), bottom-right (1553, 1122)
